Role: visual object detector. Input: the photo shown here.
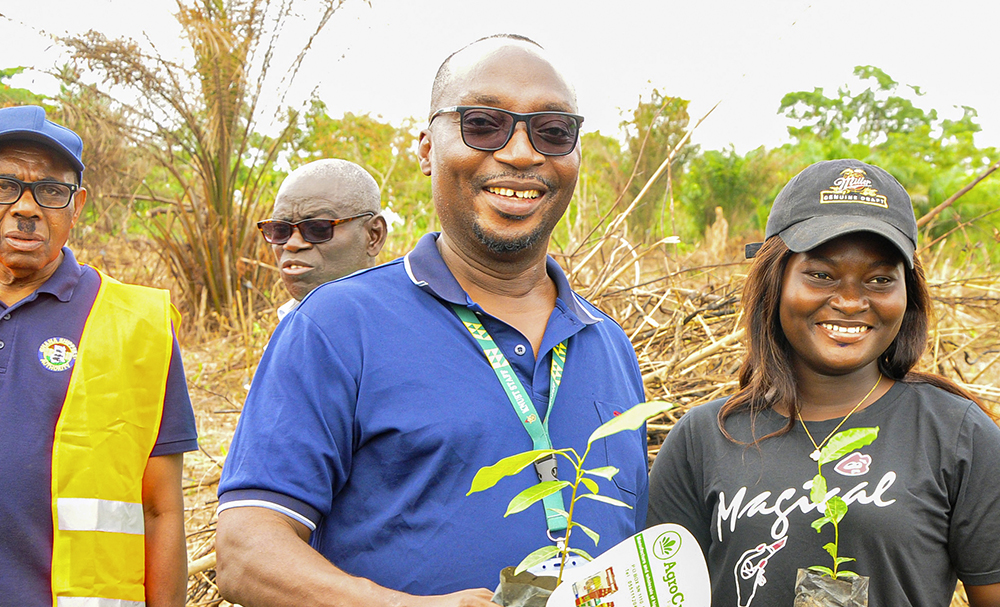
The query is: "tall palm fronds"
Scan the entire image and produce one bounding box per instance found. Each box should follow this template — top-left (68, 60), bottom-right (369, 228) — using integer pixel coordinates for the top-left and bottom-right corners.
top-left (59, 0), bottom-right (346, 321)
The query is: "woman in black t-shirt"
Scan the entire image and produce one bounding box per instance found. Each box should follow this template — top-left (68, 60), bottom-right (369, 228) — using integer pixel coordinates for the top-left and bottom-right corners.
top-left (648, 159), bottom-right (1000, 607)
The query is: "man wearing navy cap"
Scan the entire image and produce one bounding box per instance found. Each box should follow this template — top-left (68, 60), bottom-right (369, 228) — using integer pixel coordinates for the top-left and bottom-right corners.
top-left (0, 105), bottom-right (198, 607)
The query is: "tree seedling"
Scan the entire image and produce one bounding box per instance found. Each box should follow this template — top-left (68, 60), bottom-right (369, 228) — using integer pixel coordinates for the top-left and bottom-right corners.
top-left (807, 427), bottom-right (879, 579)
top-left (468, 401), bottom-right (674, 584)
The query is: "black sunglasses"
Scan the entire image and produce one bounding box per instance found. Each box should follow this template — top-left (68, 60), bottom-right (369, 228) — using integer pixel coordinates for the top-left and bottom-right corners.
top-left (0, 176), bottom-right (79, 209)
top-left (430, 106), bottom-right (584, 156)
top-left (257, 212), bottom-right (375, 245)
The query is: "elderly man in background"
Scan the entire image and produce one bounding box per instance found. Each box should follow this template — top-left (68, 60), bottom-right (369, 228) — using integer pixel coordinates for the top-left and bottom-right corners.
top-left (257, 159), bottom-right (387, 319)
top-left (0, 105), bottom-right (197, 606)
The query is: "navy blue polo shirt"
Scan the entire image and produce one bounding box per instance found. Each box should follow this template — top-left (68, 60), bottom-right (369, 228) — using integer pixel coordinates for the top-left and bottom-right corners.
top-left (219, 233), bottom-right (647, 594)
top-left (0, 248), bottom-right (198, 607)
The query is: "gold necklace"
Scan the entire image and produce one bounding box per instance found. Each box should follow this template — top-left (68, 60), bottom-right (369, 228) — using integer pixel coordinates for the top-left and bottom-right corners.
top-left (799, 374), bottom-right (882, 461)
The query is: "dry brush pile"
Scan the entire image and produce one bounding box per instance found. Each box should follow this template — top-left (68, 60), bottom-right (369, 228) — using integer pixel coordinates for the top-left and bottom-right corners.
top-left (76, 204), bottom-right (999, 607)
top-left (568, 231), bottom-right (1000, 464)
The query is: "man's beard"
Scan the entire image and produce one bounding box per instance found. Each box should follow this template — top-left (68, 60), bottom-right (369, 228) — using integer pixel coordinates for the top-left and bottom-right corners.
top-left (472, 220), bottom-right (547, 255)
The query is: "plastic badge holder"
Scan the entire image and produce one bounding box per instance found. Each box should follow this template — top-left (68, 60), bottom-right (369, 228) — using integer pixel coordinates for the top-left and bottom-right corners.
top-left (528, 554), bottom-right (586, 576)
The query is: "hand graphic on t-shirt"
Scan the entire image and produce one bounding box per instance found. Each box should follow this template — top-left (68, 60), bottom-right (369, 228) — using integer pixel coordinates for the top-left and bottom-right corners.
top-left (734, 536), bottom-right (787, 607)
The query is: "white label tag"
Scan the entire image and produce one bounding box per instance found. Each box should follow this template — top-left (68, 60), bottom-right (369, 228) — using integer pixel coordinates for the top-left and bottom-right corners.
top-left (546, 523), bottom-right (711, 607)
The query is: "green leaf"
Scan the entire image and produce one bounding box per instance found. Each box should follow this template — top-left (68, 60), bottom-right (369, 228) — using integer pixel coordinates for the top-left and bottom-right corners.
top-left (577, 493), bottom-right (633, 509)
top-left (818, 427), bottom-right (879, 466)
top-left (584, 466), bottom-right (619, 480)
top-left (573, 521), bottom-right (601, 547)
top-left (825, 496), bottom-right (848, 524)
top-left (468, 449), bottom-right (559, 495)
top-left (567, 547), bottom-right (595, 561)
top-left (836, 570), bottom-right (859, 579)
top-left (588, 401), bottom-right (675, 446)
top-left (834, 557), bottom-right (856, 566)
top-left (808, 565), bottom-right (836, 578)
top-left (810, 474), bottom-right (827, 504)
top-left (505, 481), bottom-right (570, 516)
top-left (580, 477), bottom-right (600, 494)
top-left (811, 515), bottom-right (832, 532)
top-left (822, 542), bottom-right (837, 559)
top-left (514, 545), bottom-right (560, 575)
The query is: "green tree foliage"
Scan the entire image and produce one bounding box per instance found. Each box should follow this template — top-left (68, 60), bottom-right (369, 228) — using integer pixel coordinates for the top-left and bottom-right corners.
top-left (554, 131), bottom-right (630, 249)
top-left (779, 65), bottom-right (999, 260)
top-left (0, 67), bottom-right (47, 106)
top-left (621, 90), bottom-right (699, 241)
top-left (780, 66), bottom-right (935, 147)
top-left (681, 146), bottom-right (791, 239)
top-left (292, 101), bottom-right (434, 245)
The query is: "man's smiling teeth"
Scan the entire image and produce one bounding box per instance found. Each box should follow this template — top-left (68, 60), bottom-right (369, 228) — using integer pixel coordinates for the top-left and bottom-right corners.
top-left (821, 323), bottom-right (869, 334)
top-left (486, 186), bottom-right (541, 199)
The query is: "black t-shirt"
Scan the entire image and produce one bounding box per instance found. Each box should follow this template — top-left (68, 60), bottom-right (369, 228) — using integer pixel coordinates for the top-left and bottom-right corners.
top-left (648, 380), bottom-right (1000, 607)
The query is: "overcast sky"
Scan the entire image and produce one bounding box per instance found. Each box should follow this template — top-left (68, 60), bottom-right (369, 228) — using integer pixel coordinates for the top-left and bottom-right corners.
top-left (3, 0), bottom-right (998, 155)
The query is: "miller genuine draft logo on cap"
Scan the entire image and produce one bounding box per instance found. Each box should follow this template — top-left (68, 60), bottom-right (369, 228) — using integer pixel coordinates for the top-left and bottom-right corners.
top-left (38, 337), bottom-right (78, 372)
top-left (820, 168), bottom-right (888, 208)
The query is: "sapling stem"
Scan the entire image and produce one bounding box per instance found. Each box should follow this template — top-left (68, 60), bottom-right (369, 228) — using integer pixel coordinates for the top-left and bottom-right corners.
top-left (807, 427), bottom-right (878, 580)
top-left (832, 519), bottom-right (841, 577)
top-left (555, 443), bottom-right (592, 585)
top-left (556, 474), bottom-right (578, 584)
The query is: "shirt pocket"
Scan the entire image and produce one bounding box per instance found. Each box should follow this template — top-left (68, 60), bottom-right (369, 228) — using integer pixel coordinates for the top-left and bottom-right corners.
top-left (592, 400), bottom-right (645, 505)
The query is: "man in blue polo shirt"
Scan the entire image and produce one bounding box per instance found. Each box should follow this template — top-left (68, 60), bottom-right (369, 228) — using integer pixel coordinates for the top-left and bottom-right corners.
top-left (216, 35), bottom-right (647, 607)
top-left (0, 105), bottom-right (198, 607)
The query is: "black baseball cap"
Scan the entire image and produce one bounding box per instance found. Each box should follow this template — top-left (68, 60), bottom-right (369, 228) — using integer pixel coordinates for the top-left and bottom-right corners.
top-left (745, 159), bottom-right (917, 268)
top-left (0, 105), bottom-right (85, 183)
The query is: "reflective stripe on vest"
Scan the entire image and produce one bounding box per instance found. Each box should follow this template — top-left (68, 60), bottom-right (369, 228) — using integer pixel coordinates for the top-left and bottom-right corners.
top-left (50, 270), bottom-right (173, 607)
top-left (57, 498), bottom-right (145, 535)
top-left (57, 597), bottom-right (146, 607)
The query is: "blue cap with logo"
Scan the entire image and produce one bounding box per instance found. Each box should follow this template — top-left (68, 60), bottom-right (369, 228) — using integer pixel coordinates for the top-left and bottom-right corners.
top-left (0, 105), bottom-right (85, 182)
top-left (746, 159), bottom-right (918, 268)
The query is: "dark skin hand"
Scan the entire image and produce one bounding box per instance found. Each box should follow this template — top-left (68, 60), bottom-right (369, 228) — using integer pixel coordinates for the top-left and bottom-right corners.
top-left (216, 507), bottom-right (496, 607)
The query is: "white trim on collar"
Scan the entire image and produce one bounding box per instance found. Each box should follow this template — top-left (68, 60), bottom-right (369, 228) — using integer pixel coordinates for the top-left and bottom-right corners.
top-left (403, 251), bottom-right (428, 287)
top-left (573, 293), bottom-right (603, 324)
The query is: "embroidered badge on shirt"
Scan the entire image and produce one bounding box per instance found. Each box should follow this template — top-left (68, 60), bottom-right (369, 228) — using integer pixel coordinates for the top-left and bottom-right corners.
top-left (38, 337), bottom-right (78, 372)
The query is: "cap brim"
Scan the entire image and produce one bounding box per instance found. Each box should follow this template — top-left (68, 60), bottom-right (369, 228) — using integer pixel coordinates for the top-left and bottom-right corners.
top-left (779, 216), bottom-right (915, 268)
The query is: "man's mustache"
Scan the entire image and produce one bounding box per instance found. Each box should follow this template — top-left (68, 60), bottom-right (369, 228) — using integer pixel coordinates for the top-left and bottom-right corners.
top-left (17, 218), bottom-right (36, 234)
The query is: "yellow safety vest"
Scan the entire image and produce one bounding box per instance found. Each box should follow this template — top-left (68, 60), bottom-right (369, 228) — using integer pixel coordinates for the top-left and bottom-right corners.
top-left (50, 269), bottom-right (176, 607)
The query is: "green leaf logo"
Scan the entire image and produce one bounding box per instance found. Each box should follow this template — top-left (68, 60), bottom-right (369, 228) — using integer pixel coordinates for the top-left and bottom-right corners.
top-left (652, 531), bottom-right (682, 560)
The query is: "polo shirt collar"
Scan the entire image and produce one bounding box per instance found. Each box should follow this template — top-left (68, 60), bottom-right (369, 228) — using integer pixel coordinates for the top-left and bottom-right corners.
top-left (403, 232), bottom-right (601, 325)
top-left (28, 247), bottom-right (83, 304)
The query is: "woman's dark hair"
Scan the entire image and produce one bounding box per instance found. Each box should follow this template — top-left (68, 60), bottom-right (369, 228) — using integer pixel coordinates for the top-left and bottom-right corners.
top-left (718, 235), bottom-right (986, 444)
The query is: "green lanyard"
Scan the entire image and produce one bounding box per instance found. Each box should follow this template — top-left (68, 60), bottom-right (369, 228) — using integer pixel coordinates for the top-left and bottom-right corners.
top-left (453, 304), bottom-right (568, 535)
